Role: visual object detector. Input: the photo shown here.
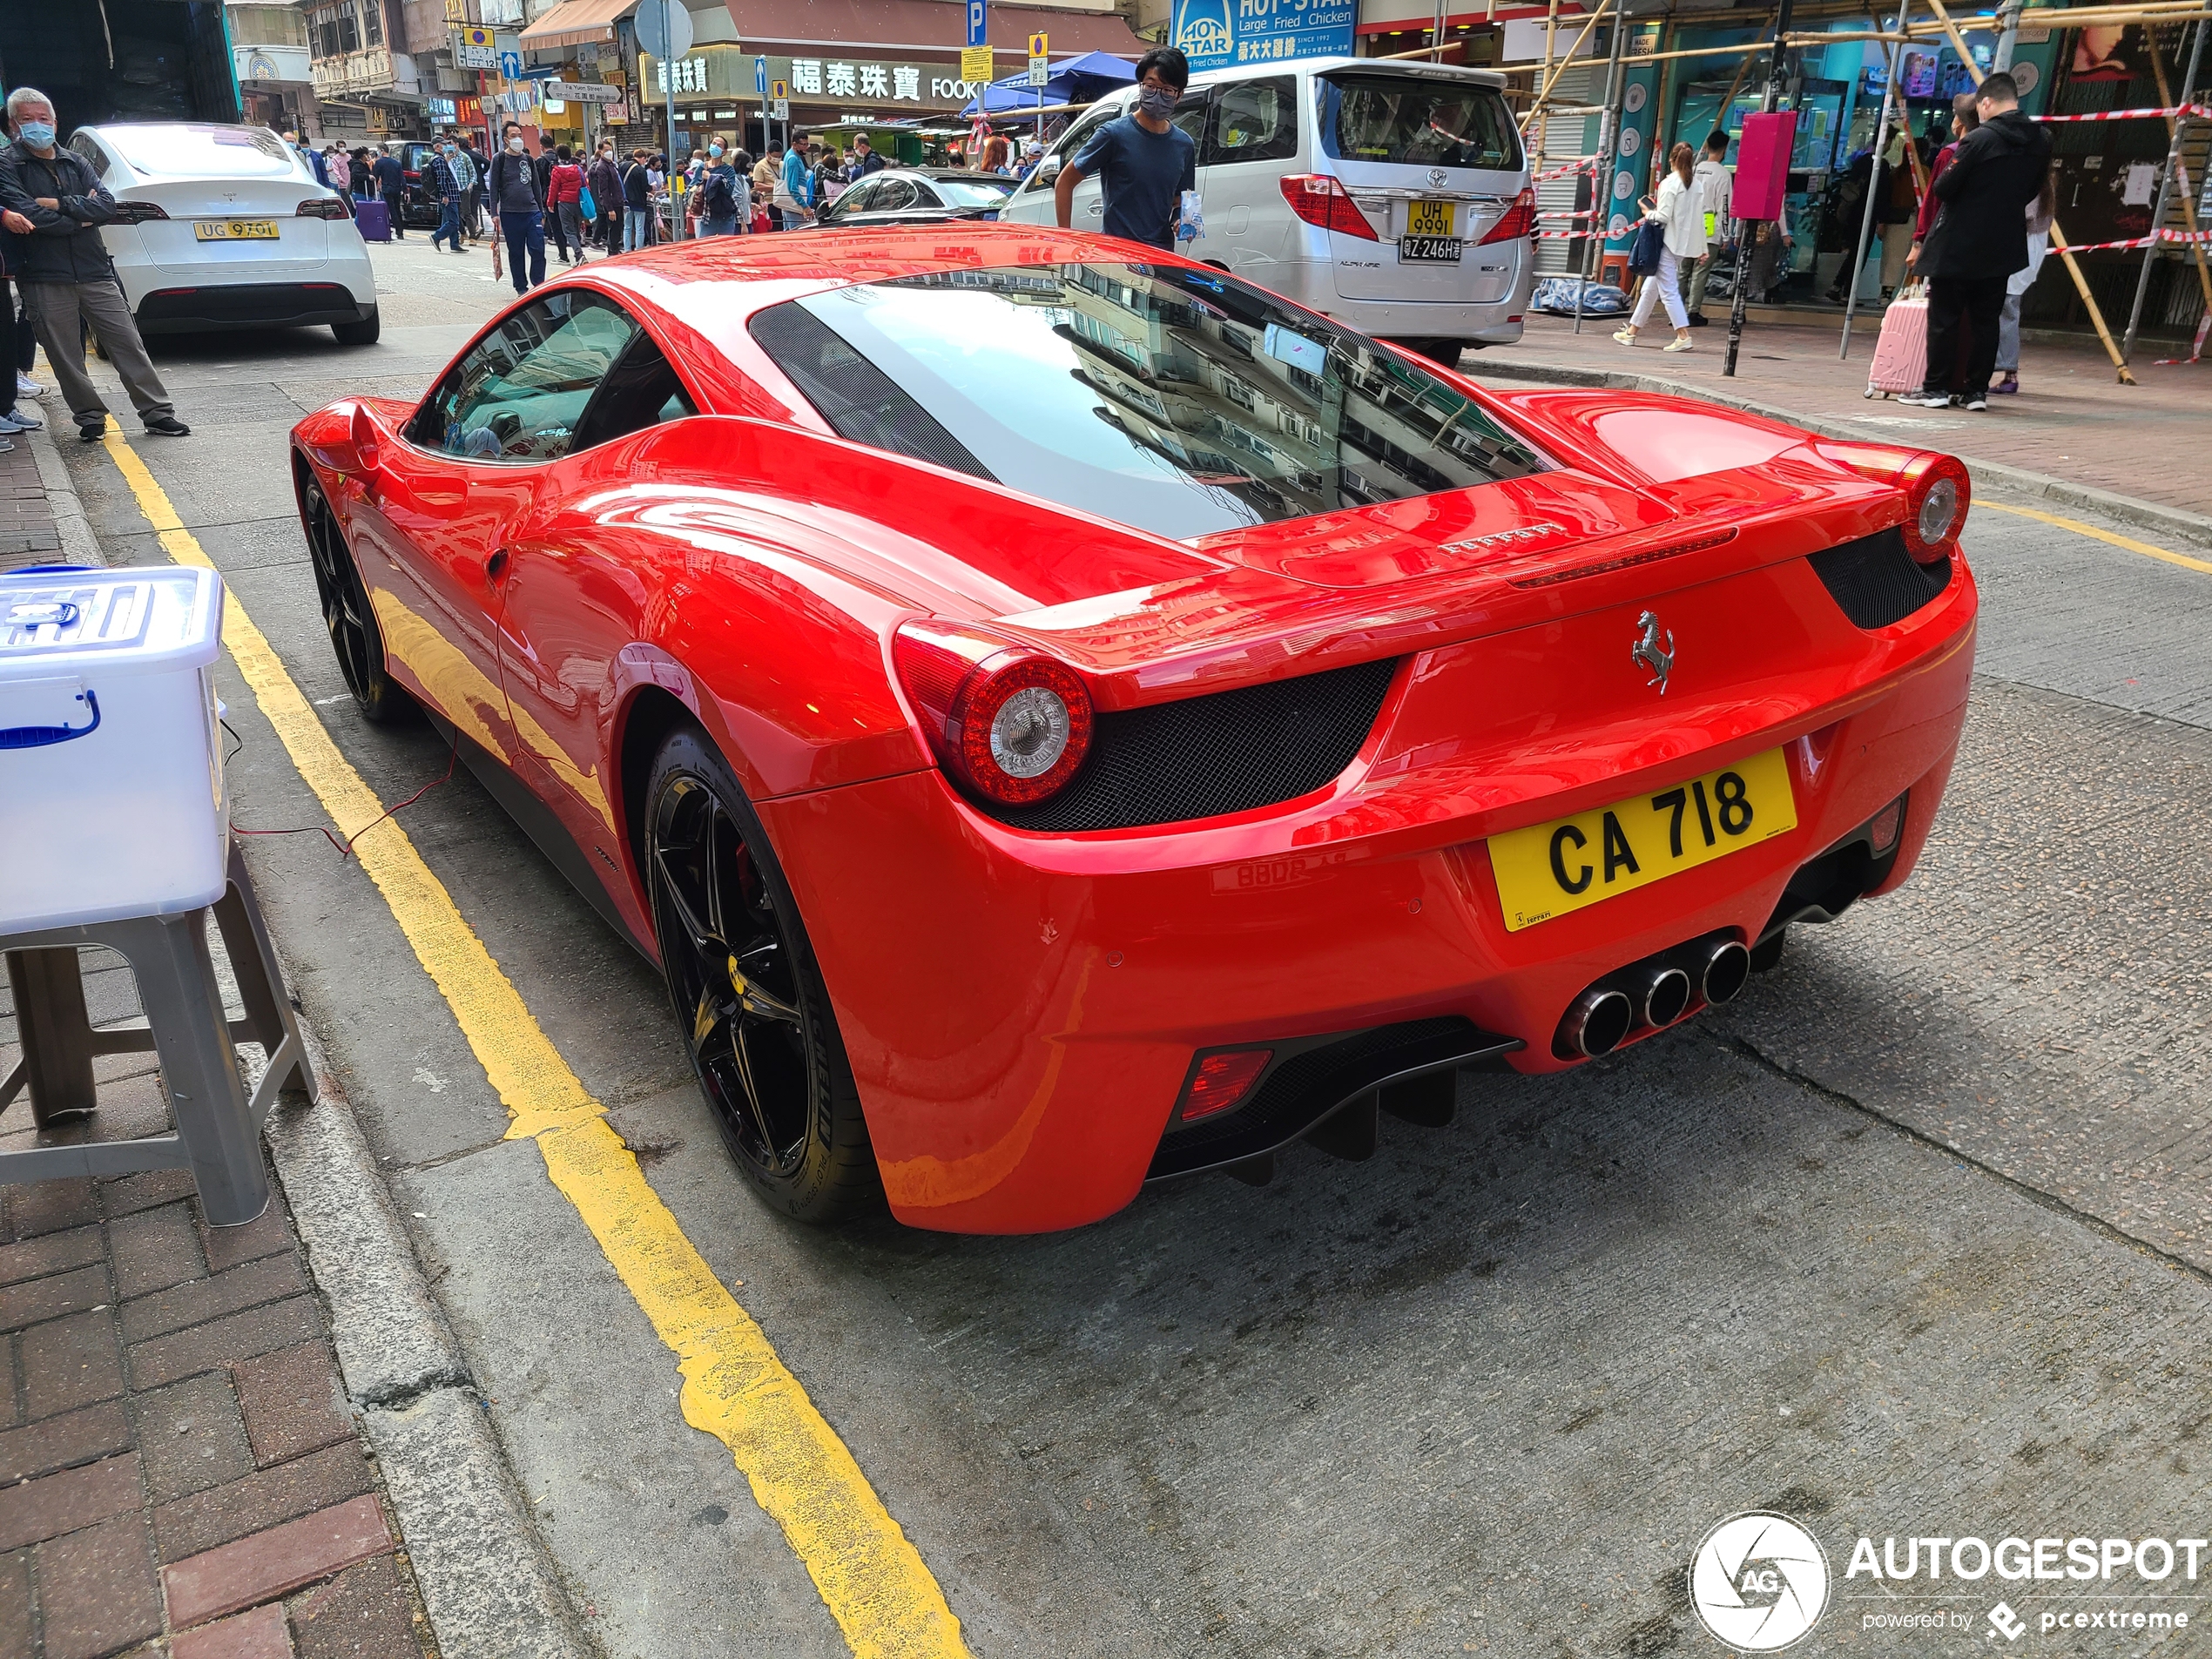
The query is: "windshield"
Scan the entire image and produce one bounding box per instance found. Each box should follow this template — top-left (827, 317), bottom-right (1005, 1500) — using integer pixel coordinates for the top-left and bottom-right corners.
top-left (934, 177), bottom-right (1015, 206)
top-left (1320, 75), bottom-right (1521, 172)
top-left (748, 261), bottom-right (1549, 541)
top-left (103, 124), bottom-right (300, 179)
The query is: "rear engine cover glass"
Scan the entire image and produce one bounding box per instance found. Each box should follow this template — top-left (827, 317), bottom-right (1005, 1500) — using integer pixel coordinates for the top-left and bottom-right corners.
top-left (750, 262), bottom-right (1551, 541)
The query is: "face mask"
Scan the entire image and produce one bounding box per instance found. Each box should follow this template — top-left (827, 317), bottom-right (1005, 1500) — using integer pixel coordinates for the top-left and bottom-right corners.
top-left (709, 144), bottom-right (723, 158)
top-left (507, 138), bottom-right (524, 153)
top-left (18, 121), bottom-right (56, 150)
top-left (1136, 86), bottom-right (1177, 122)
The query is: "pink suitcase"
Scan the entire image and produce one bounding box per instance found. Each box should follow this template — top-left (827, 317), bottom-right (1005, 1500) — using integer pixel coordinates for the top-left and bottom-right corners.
top-left (1864, 287), bottom-right (1927, 398)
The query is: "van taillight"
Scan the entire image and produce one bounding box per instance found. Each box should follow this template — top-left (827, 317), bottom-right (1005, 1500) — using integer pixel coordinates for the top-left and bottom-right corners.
top-left (1478, 187), bottom-right (1536, 245)
top-left (1278, 174), bottom-right (1378, 241)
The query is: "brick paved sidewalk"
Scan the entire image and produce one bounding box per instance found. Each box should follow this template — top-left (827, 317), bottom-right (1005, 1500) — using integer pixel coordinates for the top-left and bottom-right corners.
top-left (3, 954), bottom-right (433, 1658)
top-left (1474, 310), bottom-right (2212, 525)
top-left (0, 414), bottom-right (64, 573)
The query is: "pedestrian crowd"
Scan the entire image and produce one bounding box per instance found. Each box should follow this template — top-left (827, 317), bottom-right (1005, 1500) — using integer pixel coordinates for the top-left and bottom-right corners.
top-left (1608, 69), bottom-right (2053, 408)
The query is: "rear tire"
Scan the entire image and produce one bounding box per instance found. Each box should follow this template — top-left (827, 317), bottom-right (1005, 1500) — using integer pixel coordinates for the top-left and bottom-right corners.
top-left (300, 476), bottom-right (412, 724)
top-left (644, 723), bottom-right (880, 1224)
top-left (333, 309), bottom-right (381, 347)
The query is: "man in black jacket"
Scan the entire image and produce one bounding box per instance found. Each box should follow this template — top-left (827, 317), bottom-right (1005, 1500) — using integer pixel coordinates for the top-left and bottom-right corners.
top-left (371, 144), bottom-right (407, 238)
top-left (487, 123), bottom-right (547, 294)
top-left (1902, 71), bottom-right (2053, 412)
top-left (0, 88), bottom-right (186, 440)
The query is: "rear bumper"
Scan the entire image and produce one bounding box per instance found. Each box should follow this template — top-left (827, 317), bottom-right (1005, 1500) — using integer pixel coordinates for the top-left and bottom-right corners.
top-left (133, 281), bottom-right (374, 334)
top-left (759, 559), bottom-right (1977, 1234)
top-left (1261, 255), bottom-right (1532, 342)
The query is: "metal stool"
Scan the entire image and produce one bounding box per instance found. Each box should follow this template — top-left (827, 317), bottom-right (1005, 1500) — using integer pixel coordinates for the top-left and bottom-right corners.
top-left (0, 839), bottom-right (311, 1226)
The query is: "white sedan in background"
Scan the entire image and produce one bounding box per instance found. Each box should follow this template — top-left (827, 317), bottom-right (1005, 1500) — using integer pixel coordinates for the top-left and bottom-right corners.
top-left (65, 123), bottom-right (380, 347)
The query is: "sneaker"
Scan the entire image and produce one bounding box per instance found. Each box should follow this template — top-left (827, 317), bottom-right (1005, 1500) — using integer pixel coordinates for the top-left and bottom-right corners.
top-left (78, 421), bottom-right (107, 442)
top-left (17, 374), bottom-right (44, 397)
top-left (144, 415), bottom-right (191, 437)
top-left (1663, 336), bottom-right (1695, 352)
top-left (1687, 313), bottom-right (1710, 326)
top-left (1613, 327), bottom-right (1637, 345)
top-left (1993, 376), bottom-right (2020, 395)
top-left (1898, 392), bottom-right (1952, 408)
top-left (1964, 395), bottom-right (1988, 411)
top-left (0, 409), bottom-right (41, 432)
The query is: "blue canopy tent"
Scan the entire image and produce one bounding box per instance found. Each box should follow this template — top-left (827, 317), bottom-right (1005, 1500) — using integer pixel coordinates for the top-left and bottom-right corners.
top-left (961, 51), bottom-right (1134, 118)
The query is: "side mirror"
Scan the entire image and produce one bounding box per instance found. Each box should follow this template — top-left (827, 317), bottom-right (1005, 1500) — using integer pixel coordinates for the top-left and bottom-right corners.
top-left (349, 401), bottom-right (381, 472)
top-left (1039, 157), bottom-right (1062, 185)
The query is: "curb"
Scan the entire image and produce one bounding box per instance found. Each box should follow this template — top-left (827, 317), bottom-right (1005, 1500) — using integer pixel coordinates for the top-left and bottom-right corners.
top-left (24, 410), bottom-right (105, 566)
top-left (39, 405), bottom-right (596, 1659)
top-left (268, 1018), bottom-right (594, 1659)
top-left (1469, 356), bottom-right (2212, 553)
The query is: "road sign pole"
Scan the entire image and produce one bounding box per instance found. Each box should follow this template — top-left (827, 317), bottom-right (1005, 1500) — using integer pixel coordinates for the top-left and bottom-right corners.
top-left (663, 0), bottom-right (681, 239)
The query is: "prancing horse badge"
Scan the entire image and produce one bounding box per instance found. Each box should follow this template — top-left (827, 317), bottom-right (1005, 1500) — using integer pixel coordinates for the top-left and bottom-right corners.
top-left (1632, 610), bottom-right (1676, 694)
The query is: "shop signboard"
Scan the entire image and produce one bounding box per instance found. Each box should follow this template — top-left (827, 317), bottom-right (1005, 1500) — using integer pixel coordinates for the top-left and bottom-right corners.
top-left (639, 50), bottom-right (994, 110)
top-left (1170, 0), bottom-right (1354, 71)
top-left (1604, 55), bottom-right (1659, 253)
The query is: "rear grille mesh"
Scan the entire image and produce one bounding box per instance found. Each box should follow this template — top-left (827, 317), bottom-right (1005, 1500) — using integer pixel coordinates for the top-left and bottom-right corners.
top-left (984, 657), bottom-right (1399, 833)
top-left (1809, 528), bottom-right (1952, 629)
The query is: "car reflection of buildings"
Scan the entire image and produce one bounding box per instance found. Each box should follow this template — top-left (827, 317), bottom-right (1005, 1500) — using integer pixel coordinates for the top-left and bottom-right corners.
top-left (1055, 263), bottom-right (1534, 523)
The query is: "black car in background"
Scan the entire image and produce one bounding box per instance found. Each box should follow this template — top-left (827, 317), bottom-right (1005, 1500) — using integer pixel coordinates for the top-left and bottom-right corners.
top-left (812, 169), bottom-right (1016, 231)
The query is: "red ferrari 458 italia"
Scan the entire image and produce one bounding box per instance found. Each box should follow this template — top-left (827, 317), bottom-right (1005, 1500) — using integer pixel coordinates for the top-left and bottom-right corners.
top-left (290, 227), bottom-right (1975, 1233)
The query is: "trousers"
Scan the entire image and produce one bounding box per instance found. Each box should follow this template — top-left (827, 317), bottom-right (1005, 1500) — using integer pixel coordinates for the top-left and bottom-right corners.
top-left (20, 278), bottom-right (174, 431)
top-left (1630, 248), bottom-right (1689, 330)
top-left (1924, 274), bottom-right (2007, 398)
top-left (381, 185), bottom-right (407, 237)
top-left (624, 207), bottom-right (653, 251)
top-left (431, 198), bottom-right (462, 251)
top-left (501, 209), bottom-right (547, 294)
top-left (556, 201), bottom-right (585, 260)
top-left (1995, 292), bottom-right (2024, 374)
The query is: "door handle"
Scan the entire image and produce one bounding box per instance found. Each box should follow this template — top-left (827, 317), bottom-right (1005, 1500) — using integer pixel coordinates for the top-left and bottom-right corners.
top-left (486, 548), bottom-right (509, 583)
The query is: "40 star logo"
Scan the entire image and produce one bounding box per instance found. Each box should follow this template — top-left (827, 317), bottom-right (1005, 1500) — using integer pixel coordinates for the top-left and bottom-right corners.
top-left (1689, 1512), bottom-right (1831, 1651)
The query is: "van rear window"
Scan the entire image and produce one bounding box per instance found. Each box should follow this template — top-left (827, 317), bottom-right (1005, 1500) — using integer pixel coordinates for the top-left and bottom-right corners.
top-left (1319, 75), bottom-right (1521, 172)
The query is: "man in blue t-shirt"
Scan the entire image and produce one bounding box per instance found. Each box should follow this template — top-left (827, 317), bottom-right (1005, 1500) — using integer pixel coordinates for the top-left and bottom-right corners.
top-left (1054, 47), bottom-right (1196, 250)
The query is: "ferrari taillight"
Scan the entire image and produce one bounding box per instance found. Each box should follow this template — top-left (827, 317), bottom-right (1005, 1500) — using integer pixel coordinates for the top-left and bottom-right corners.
top-left (1178, 1049), bottom-right (1273, 1121)
top-left (1899, 453), bottom-right (1970, 562)
top-left (1479, 187), bottom-right (1536, 246)
top-left (1814, 442), bottom-right (1970, 563)
top-left (1278, 174), bottom-right (1378, 241)
top-left (893, 622), bottom-right (1094, 806)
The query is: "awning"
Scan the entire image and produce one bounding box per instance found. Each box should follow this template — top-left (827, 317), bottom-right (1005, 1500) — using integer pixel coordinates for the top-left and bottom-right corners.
top-left (718, 0), bottom-right (1145, 57)
top-left (961, 52), bottom-right (1133, 118)
top-left (517, 0), bottom-right (638, 51)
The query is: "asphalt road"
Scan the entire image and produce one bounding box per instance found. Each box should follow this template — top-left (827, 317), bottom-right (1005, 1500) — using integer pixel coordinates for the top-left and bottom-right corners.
top-left (51, 237), bottom-right (2212, 1658)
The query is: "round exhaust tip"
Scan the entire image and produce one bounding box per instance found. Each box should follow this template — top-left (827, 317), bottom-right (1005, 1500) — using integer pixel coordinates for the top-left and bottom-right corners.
top-left (1561, 988), bottom-right (1634, 1058)
top-left (1701, 941), bottom-right (1752, 1006)
top-left (1642, 967), bottom-right (1692, 1028)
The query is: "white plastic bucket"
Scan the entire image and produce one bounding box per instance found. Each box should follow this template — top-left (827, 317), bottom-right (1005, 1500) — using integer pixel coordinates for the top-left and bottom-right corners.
top-left (1, 565), bottom-right (228, 934)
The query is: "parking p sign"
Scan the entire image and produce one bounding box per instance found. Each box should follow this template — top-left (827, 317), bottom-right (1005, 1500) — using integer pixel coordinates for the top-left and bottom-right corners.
top-left (967, 0), bottom-right (988, 47)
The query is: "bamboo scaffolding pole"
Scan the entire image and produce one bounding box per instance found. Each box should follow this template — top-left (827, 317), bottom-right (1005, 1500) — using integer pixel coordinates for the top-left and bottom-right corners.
top-left (2148, 20), bottom-right (2212, 311)
top-left (1523, 0), bottom-right (1615, 131)
top-left (1923, 0), bottom-right (2139, 381)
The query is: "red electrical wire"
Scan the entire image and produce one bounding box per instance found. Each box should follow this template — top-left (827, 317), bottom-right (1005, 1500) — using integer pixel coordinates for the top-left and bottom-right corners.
top-left (226, 725), bottom-right (459, 862)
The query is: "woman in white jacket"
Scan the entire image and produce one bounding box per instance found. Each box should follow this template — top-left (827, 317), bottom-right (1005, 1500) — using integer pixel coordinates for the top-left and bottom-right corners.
top-left (1616, 142), bottom-right (1707, 352)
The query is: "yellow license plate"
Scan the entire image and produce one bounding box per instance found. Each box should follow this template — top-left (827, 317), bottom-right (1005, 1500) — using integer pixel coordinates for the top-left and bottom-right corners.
top-left (1488, 747), bottom-right (1798, 932)
top-left (1406, 199), bottom-right (1456, 238)
top-left (194, 219), bottom-right (280, 240)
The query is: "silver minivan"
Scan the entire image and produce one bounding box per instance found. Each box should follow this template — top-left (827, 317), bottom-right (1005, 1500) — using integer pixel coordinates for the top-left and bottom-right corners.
top-left (997, 56), bottom-right (1533, 362)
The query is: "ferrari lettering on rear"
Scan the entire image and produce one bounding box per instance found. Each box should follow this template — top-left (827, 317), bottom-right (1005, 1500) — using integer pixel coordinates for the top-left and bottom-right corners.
top-left (1488, 749), bottom-right (1799, 932)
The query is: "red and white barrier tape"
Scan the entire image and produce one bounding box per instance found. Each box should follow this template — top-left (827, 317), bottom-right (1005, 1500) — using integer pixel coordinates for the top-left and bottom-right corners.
top-left (2060, 226), bottom-right (2212, 253)
top-left (1532, 156), bottom-right (1600, 182)
top-left (2033, 102), bottom-right (2212, 123)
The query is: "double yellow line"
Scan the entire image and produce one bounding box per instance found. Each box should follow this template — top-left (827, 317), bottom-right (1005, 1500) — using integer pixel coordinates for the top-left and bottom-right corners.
top-left (101, 433), bottom-right (968, 1659)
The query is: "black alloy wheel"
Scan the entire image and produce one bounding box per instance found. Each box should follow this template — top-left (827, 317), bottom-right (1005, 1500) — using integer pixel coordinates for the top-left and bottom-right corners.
top-left (644, 724), bottom-right (879, 1222)
top-left (301, 479), bottom-right (411, 723)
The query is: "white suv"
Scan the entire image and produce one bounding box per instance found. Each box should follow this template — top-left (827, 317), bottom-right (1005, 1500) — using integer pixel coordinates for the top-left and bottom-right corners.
top-left (998, 56), bottom-right (1533, 362)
